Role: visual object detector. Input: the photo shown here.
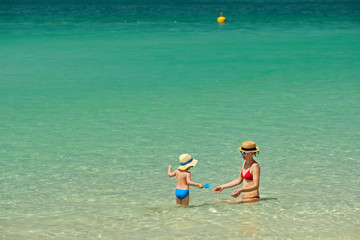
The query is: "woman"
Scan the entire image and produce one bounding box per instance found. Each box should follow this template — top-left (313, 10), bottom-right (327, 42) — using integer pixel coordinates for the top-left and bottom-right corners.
top-left (214, 141), bottom-right (261, 203)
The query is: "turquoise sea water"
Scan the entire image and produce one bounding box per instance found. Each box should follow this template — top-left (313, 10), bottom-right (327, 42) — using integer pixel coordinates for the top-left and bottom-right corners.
top-left (1, 0), bottom-right (360, 239)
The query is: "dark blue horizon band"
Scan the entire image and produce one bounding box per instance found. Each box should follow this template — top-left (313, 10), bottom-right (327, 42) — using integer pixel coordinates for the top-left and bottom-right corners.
top-left (180, 158), bottom-right (193, 166)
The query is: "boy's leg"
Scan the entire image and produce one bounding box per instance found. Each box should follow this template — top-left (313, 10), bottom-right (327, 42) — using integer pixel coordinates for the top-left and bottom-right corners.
top-left (176, 197), bottom-right (182, 204)
top-left (181, 195), bottom-right (189, 205)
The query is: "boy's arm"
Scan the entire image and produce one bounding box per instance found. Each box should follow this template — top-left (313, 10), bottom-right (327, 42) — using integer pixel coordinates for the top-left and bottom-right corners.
top-left (186, 172), bottom-right (203, 188)
top-left (168, 165), bottom-right (176, 177)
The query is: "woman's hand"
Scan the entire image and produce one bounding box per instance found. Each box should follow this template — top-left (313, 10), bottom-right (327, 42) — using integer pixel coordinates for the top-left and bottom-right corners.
top-left (214, 186), bottom-right (224, 193)
top-left (231, 188), bottom-right (242, 198)
top-left (198, 184), bottom-right (203, 189)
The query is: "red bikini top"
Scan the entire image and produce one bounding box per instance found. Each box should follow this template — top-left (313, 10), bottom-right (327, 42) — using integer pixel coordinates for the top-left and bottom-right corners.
top-left (241, 162), bottom-right (255, 180)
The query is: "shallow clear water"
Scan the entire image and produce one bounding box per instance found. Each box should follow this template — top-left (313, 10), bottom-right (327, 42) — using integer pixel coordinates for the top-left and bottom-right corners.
top-left (1, 0), bottom-right (360, 239)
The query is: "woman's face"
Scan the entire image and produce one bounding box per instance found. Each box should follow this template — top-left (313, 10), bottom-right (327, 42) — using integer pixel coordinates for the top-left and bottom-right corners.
top-left (241, 151), bottom-right (254, 160)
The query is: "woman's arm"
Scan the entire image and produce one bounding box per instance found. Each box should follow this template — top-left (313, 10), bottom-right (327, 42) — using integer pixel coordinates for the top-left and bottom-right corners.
top-left (168, 165), bottom-right (176, 177)
top-left (231, 164), bottom-right (260, 197)
top-left (186, 172), bottom-right (203, 188)
top-left (222, 174), bottom-right (244, 188)
top-left (214, 173), bottom-right (243, 193)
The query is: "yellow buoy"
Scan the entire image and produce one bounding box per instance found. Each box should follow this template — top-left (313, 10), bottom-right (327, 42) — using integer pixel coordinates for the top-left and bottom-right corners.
top-left (217, 12), bottom-right (226, 23)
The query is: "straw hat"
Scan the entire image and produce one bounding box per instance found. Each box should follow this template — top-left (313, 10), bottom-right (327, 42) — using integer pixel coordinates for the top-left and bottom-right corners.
top-left (238, 141), bottom-right (259, 152)
top-left (178, 153), bottom-right (198, 170)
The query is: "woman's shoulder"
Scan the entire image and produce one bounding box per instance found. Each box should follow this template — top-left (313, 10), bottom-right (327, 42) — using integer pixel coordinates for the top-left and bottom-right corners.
top-left (252, 161), bottom-right (260, 167)
top-left (252, 162), bottom-right (260, 171)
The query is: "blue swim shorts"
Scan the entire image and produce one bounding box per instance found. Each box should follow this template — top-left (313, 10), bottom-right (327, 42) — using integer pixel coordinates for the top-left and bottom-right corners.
top-left (175, 189), bottom-right (189, 200)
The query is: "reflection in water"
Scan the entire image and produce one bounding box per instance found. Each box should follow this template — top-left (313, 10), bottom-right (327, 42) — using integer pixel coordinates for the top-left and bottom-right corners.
top-left (238, 198), bottom-right (277, 237)
top-left (241, 215), bottom-right (259, 237)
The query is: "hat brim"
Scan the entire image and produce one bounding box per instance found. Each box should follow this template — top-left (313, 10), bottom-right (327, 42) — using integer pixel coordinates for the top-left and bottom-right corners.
top-left (178, 159), bottom-right (198, 170)
top-left (238, 146), bottom-right (259, 152)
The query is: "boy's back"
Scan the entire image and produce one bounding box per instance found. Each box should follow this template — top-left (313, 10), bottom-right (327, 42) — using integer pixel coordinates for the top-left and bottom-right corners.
top-left (175, 170), bottom-right (190, 190)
